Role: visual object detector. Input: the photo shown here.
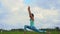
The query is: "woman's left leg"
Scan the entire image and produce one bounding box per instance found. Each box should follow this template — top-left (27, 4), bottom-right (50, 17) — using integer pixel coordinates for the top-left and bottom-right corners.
top-left (31, 26), bottom-right (46, 32)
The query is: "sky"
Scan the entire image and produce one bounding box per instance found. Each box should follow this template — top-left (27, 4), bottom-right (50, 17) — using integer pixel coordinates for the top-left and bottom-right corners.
top-left (0, 0), bottom-right (60, 30)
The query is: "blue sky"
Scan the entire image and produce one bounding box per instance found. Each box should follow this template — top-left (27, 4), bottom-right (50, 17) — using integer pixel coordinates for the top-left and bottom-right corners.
top-left (0, 0), bottom-right (60, 30)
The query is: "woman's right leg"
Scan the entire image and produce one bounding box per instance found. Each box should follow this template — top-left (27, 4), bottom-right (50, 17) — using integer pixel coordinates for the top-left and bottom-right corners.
top-left (24, 25), bottom-right (31, 34)
top-left (24, 25), bottom-right (31, 31)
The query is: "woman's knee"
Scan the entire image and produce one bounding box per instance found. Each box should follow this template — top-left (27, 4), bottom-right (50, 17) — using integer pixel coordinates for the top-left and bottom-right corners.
top-left (24, 25), bottom-right (29, 28)
top-left (24, 25), bottom-right (27, 27)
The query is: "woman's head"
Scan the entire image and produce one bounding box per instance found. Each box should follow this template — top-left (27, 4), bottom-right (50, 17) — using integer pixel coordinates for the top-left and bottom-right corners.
top-left (31, 13), bottom-right (34, 17)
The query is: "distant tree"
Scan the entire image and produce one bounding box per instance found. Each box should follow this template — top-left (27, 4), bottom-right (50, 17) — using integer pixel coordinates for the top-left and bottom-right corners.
top-left (55, 27), bottom-right (60, 31)
top-left (11, 29), bottom-right (24, 31)
top-left (0, 29), bottom-right (1, 31)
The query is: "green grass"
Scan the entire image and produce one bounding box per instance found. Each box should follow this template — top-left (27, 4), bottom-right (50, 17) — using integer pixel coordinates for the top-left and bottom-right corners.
top-left (0, 31), bottom-right (60, 34)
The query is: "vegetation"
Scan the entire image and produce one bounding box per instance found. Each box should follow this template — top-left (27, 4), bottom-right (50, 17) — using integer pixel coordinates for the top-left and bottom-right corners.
top-left (0, 27), bottom-right (60, 34)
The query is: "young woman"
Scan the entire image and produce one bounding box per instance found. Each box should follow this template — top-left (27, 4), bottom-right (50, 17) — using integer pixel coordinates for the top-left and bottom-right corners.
top-left (24, 6), bottom-right (46, 33)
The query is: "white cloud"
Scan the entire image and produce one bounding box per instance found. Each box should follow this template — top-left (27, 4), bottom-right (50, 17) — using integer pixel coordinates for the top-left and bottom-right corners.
top-left (31, 6), bottom-right (59, 28)
top-left (31, 6), bottom-right (58, 19)
top-left (0, 0), bottom-right (28, 29)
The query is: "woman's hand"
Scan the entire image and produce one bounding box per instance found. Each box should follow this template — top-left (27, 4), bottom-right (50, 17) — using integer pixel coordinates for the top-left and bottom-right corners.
top-left (28, 6), bottom-right (30, 11)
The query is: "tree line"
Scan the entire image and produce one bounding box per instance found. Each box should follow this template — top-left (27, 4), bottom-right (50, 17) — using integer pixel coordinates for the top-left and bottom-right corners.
top-left (0, 27), bottom-right (60, 32)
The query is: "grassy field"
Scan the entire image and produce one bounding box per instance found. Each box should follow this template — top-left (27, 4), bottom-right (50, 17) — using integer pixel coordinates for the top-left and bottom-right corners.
top-left (0, 31), bottom-right (60, 34)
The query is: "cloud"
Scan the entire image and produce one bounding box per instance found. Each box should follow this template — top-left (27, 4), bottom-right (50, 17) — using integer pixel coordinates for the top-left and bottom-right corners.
top-left (31, 6), bottom-right (59, 28)
top-left (31, 6), bottom-right (58, 19)
top-left (0, 0), bottom-right (28, 29)
top-left (31, 0), bottom-right (60, 9)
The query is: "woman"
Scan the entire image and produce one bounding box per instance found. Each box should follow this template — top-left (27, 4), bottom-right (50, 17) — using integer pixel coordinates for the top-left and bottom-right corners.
top-left (24, 6), bottom-right (46, 33)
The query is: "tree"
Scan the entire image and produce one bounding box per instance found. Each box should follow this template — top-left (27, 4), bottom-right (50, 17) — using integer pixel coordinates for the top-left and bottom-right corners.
top-left (55, 27), bottom-right (60, 31)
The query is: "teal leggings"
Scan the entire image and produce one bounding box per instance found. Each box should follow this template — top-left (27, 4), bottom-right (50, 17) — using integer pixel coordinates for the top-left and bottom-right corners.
top-left (24, 25), bottom-right (46, 32)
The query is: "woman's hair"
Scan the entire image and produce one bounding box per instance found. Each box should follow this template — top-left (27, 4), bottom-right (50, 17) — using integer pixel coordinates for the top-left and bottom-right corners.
top-left (31, 13), bottom-right (34, 17)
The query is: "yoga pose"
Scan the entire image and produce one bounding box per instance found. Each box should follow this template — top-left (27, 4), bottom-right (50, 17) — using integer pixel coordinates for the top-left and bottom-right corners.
top-left (24, 6), bottom-right (46, 33)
